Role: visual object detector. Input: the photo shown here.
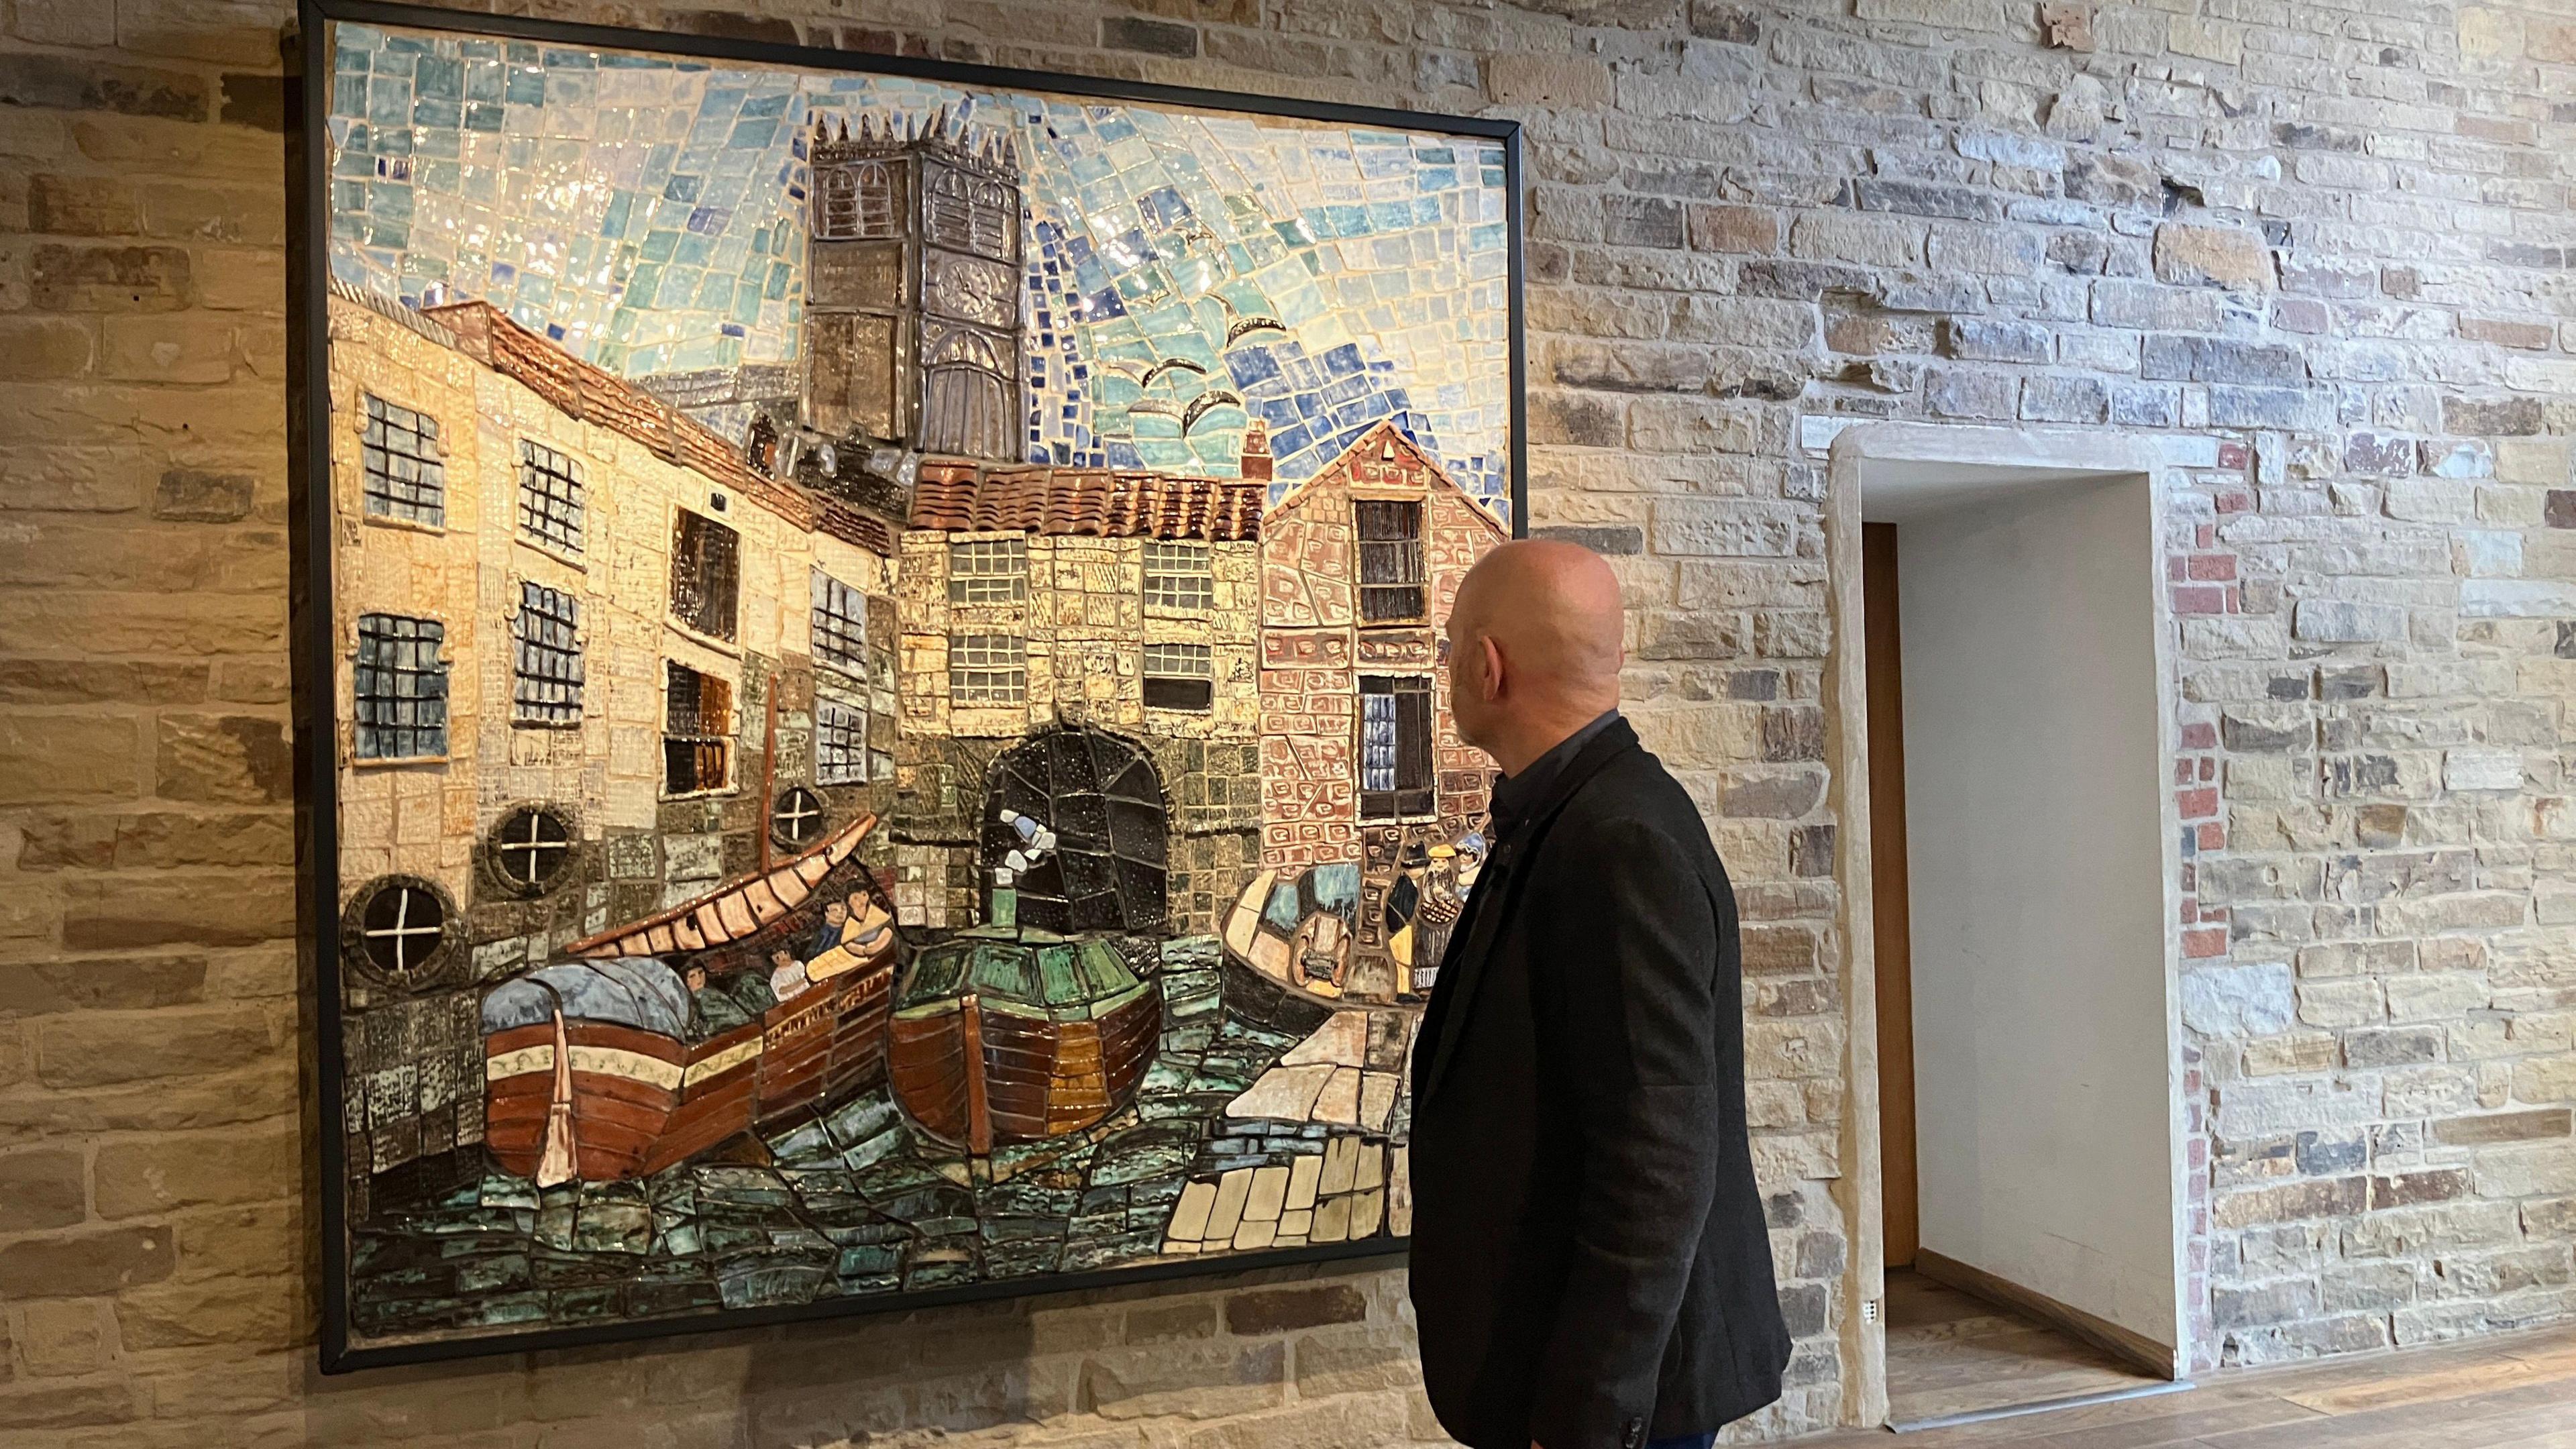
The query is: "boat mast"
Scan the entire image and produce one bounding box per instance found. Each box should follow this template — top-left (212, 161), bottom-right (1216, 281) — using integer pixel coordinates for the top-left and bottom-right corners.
top-left (758, 674), bottom-right (780, 873)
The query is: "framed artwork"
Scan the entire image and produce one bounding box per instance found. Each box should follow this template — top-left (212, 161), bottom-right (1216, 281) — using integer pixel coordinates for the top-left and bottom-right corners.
top-left (297, 0), bottom-right (1523, 1371)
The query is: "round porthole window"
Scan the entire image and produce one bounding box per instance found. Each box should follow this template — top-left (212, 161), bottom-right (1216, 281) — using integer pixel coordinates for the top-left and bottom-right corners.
top-left (771, 786), bottom-right (826, 850)
top-left (489, 804), bottom-right (573, 893)
top-left (343, 876), bottom-right (460, 993)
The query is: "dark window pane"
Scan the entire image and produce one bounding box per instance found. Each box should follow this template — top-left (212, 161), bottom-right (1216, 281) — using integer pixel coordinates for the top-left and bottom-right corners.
top-left (1142, 676), bottom-right (1213, 711)
top-left (670, 511), bottom-right (740, 641)
top-left (517, 439), bottom-right (585, 553)
top-left (354, 614), bottom-right (448, 759)
top-left (511, 582), bottom-right (582, 727)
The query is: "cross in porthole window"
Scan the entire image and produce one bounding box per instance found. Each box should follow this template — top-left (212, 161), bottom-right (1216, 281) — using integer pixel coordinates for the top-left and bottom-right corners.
top-left (493, 807), bottom-right (571, 889)
top-left (771, 786), bottom-right (826, 849)
top-left (359, 881), bottom-right (445, 983)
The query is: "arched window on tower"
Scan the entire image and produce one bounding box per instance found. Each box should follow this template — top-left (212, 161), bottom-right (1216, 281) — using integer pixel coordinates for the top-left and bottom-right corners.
top-left (816, 160), bottom-right (899, 241)
top-left (921, 328), bottom-right (1013, 460)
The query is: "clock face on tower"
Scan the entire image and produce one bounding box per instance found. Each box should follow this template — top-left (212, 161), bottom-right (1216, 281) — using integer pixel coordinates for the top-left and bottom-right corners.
top-left (926, 250), bottom-right (1018, 331)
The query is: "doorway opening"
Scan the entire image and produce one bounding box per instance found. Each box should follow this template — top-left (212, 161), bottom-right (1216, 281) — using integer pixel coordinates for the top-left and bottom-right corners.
top-left (1836, 427), bottom-right (2192, 1432)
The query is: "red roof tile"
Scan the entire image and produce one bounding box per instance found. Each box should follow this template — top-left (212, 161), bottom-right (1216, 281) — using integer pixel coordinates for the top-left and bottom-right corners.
top-left (409, 298), bottom-right (894, 552)
top-left (909, 461), bottom-right (1263, 541)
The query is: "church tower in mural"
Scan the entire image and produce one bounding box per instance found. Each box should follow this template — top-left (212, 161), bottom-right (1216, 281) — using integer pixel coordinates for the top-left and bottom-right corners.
top-left (802, 111), bottom-right (1024, 461)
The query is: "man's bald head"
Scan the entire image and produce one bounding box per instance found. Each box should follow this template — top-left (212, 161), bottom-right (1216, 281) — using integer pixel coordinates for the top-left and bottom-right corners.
top-left (1446, 540), bottom-right (1625, 772)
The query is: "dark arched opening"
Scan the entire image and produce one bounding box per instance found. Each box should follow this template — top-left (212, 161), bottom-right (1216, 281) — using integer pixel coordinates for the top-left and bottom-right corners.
top-left (980, 726), bottom-right (1167, 934)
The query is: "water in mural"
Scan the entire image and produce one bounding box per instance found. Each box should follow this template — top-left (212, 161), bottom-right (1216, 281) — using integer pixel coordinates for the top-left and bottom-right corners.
top-left (321, 16), bottom-right (1513, 1354)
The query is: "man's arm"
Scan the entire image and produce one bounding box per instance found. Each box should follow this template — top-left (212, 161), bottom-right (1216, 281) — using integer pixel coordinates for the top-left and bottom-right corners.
top-left (1526, 818), bottom-right (1726, 1449)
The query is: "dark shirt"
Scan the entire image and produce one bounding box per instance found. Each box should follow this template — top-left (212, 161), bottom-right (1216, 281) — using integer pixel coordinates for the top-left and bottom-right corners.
top-left (1486, 708), bottom-right (1622, 843)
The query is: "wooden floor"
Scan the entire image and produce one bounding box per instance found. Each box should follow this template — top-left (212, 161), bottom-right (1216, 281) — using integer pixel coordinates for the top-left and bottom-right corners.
top-left (1880, 1268), bottom-right (2167, 1428)
top-left (1807, 1301), bottom-right (2576, 1446)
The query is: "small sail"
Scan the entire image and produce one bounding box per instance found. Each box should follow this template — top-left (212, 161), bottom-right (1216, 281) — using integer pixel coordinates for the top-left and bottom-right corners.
top-left (535, 1007), bottom-right (579, 1188)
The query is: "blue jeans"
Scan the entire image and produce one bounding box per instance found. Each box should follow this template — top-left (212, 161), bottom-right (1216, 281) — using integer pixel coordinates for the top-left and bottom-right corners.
top-left (1650, 1437), bottom-right (1717, 1449)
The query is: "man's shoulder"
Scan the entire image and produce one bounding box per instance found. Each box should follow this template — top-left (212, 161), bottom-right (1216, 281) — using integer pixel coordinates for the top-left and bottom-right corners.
top-left (1551, 743), bottom-right (1715, 856)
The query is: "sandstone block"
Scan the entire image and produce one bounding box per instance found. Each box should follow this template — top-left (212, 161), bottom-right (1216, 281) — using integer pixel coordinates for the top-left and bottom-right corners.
top-left (93, 1123), bottom-right (294, 1219)
top-left (1485, 54), bottom-right (1611, 109)
top-left (1941, 317), bottom-right (2050, 363)
top-left (2474, 1145), bottom-right (2576, 1199)
top-left (2212, 1277), bottom-right (2317, 1328)
top-left (0, 1148), bottom-right (87, 1232)
top-left (154, 712), bottom-right (289, 804)
top-left (1925, 365), bottom-right (2015, 420)
top-left (2180, 961), bottom-right (2294, 1037)
top-left (58, 871), bottom-right (293, 950)
top-left (0, 316), bottom-right (95, 378)
top-left (34, 1004), bottom-right (273, 1088)
top-left (0, 714), bottom-right (138, 804)
top-left (1224, 1285), bottom-right (1366, 1336)
top-left (27, 243), bottom-right (191, 311)
top-left (0, 1225), bottom-right (174, 1297)
top-left (2434, 1110), bottom-right (2572, 1147)
top-left (0, 54), bottom-right (204, 119)
top-left (2292, 600), bottom-right (2406, 644)
top-left (2154, 223), bottom-right (2273, 291)
top-left (1686, 203), bottom-right (1776, 255)
top-left (2020, 374), bottom-right (2107, 423)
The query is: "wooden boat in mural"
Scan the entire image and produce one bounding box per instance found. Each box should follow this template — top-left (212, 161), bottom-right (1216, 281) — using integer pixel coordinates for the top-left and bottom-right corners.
top-left (887, 926), bottom-right (1161, 1154)
top-left (481, 814), bottom-right (898, 1185)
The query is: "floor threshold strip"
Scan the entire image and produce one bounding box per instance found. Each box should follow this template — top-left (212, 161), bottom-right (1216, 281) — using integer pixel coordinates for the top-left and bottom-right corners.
top-left (1886, 1378), bottom-right (2196, 1435)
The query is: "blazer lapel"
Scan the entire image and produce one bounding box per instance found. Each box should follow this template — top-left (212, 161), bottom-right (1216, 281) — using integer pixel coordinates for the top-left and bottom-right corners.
top-left (1416, 720), bottom-right (1641, 1102)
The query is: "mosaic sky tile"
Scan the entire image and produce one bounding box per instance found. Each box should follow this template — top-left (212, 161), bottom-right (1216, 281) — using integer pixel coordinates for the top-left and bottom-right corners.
top-left (328, 23), bottom-right (1509, 509)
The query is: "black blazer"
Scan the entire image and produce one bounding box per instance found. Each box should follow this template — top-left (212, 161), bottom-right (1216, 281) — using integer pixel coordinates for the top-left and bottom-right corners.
top-left (1409, 719), bottom-right (1790, 1449)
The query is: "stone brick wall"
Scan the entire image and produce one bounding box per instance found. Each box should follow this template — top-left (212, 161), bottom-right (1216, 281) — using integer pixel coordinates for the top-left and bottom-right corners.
top-left (2, 0), bottom-right (2573, 1444)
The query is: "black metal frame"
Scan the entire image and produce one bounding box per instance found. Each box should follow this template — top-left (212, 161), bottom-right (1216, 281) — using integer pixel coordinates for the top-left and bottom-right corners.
top-left (295, 0), bottom-right (1525, 1374)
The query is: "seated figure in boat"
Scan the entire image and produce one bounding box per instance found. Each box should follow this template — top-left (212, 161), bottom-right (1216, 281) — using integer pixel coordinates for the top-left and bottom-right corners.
top-left (806, 892), bottom-right (896, 985)
top-left (767, 945), bottom-right (814, 1004)
top-left (809, 898), bottom-right (850, 957)
top-left (685, 961), bottom-right (771, 1038)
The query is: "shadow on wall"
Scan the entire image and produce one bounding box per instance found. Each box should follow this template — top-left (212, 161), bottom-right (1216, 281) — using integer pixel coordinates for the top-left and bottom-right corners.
top-left (280, 1259), bottom-right (1417, 1440)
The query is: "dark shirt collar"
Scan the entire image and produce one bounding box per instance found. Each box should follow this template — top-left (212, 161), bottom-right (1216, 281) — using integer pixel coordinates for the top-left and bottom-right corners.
top-left (1487, 708), bottom-right (1621, 842)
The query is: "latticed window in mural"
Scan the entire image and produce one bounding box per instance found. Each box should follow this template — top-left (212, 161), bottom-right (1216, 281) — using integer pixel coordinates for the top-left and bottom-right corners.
top-left (1142, 642), bottom-right (1214, 712)
top-left (817, 158), bottom-right (900, 239)
top-left (1359, 674), bottom-right (1434, 818)
top-left (925, 164), bottom-right (1016, 261)
top-left (949, 632), bottom-right (1026, 705)
top-left (511, 582), bottom-right (583, 726)
top-left (360, 393), bottom-right (445, 526)
top-left (517, 439), bottom-right (585, 553)
top-left (981, 726), bottom-right (1168, 934)
top-left (1142, 541), bottom-right (1213, 612)
top-left (811, 569), bottom-right (869, 678)
top-left (947, 535), bottom-right (1026, 603)
top-left (816, 693), bottom-right (871, 786)
top-left (354, 613), bottom-right (448, 759)
top-left (669, 509), bottom-right (740, 641)
top-left (662, 661), bottom-right (732, 794)
top-left (1356, 500), bottom-right (1426, 623)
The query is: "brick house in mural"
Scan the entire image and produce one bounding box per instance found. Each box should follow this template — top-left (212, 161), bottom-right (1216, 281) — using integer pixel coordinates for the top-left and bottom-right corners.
top-left (1256, 418), bottom-right (1509, 1002)
top-left (886, 453), bottom-right (1267, 939)
top-left (323, 282), bottom-right (898, 1210)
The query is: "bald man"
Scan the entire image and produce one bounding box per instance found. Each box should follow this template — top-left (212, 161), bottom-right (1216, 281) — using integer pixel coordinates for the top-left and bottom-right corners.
top-left (1409, 541), bottom-right (1790, 1449)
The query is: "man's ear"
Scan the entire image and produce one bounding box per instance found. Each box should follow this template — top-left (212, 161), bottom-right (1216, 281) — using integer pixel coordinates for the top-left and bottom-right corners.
top-left (1479, 635), bottom-right (1507, 702)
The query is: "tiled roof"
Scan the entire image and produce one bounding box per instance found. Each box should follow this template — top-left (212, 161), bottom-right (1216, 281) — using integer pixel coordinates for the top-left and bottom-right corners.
top-left (818, 499), bottom-right (896, 556)
top-left (378, 295), bottom-right (898, 556)
top-left (909, 461), bottom-right (1264, 541)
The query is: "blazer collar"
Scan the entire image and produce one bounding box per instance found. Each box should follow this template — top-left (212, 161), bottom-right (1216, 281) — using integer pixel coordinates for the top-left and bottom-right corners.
top-left (1417, 717), bottom-right (1640, 1102)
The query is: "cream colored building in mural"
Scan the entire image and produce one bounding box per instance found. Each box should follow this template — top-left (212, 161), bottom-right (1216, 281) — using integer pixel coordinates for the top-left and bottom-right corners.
top-left (325, 284), bottom-right (898, 1197)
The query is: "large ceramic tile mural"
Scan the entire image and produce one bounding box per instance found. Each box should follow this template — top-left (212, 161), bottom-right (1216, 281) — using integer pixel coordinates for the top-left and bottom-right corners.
top-left (312, 7), bottom-right (1519, 1364)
